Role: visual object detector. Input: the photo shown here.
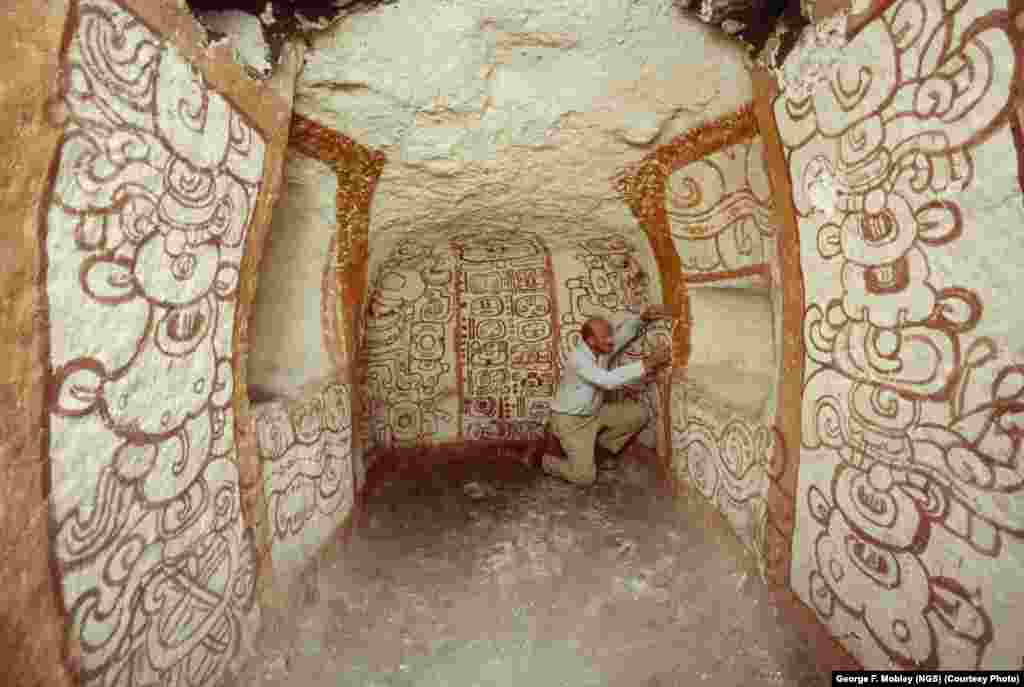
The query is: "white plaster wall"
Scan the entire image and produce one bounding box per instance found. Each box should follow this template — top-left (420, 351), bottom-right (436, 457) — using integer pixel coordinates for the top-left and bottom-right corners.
top-left (248, 153), bottom-right (338, 397)
top-left (687, 287), bottom-right (775, 419)
top-left (40, 2), bottom-right (285, 685)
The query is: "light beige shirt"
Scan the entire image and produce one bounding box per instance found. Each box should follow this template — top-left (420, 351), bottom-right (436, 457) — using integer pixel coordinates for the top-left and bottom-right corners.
top-left (549, 317), bottom-right (646, 416)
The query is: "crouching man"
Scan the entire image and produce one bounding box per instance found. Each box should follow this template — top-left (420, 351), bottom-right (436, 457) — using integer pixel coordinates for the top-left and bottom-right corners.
top-left (542, 305), bottom-right (674, 486)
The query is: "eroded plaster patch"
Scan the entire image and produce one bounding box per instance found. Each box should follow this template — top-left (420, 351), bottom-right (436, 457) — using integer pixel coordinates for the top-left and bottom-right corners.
top-left (772, 10), bottom-right (849, 102)
top-left (197, 9), bottom-right (273, 77)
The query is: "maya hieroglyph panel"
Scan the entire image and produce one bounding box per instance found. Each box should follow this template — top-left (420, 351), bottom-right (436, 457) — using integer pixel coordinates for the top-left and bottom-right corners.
top-left (362, 230), bottom-right (666, 449)
top-left (45, 1), bottom-right (265, 685)
top-left (452, 231), bottom-right (561, 442)
top-left (666, 135), bottom-right (776, 283)
top-left (551, 233), bottom-right (669, 449)
top-left (775, 0), bottom-right (1024, 669)
top-left (256, 383), bottom-right (354, 579)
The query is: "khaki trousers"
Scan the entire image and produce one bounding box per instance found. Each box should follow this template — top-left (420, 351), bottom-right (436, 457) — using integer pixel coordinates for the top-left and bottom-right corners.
top-left (545, 401), bottom-right (647, 486)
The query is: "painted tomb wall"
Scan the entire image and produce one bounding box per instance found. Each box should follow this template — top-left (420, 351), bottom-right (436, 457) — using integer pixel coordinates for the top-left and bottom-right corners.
top-left (254, 381), bottom-right (355, 586)
top-left (0, 0), bottom-right (301, 685)
top-left (616, 103), bottom-right (785, 576)
top-left (11, 0), bottom-right (1024, 679)
top-left (248, 152), bottom-right (339, 399)
top-left (360, 231), bottom-right (670, 455)
top-left (760, 0), bottom-right (1024, 669)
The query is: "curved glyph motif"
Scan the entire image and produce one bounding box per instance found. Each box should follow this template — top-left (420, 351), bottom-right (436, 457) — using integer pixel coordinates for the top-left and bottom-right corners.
top-left (45, 1), bottom-right (265, 684)
top-left (671, 382), bottom-right (774, 573)
top-left (776, 0), bottom-right (1024, 668)
top-left (666, 136), bottom-right (777, 282)
top-left (363, 237), bottom-right (460, 447)
top-left (255, 383), bottom-right (354, 578)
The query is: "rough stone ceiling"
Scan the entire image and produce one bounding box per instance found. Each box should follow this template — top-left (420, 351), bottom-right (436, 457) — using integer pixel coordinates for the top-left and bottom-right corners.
top-left (186, 0), bottom-right (392, 69)
top-left (289, 0), bottom-right (756, 267)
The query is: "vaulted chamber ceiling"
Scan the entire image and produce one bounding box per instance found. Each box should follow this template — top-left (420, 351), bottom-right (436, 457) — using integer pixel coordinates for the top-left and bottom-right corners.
top-left (246, 0), bottom-right (766, 399)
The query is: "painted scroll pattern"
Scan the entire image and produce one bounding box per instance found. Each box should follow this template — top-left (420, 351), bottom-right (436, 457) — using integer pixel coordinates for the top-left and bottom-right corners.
top-left (775, 0), bottom-right (1024, 668)
top-left (255, 383), bottom-right (354, 579)
top-left (45, 1), bottom-right (264, 685)
top-left (363, 237), bottom-right (460, 449)
top-left (666, 135), bottom-right (777, 286)
top-left (672, 382), bottom-right (774, 573)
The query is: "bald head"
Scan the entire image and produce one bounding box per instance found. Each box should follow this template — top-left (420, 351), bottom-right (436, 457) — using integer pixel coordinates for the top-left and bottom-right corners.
top-left (581, 317), bottom-right (614, 355)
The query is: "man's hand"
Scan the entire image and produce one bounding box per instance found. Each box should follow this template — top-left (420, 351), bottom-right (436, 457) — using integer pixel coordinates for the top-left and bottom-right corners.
top-left (640, 369), bottom-right (661, 384)
top-left (640, 304), bottom-right (674, 322)
top-left (643, 344), bottom-right (672, 373)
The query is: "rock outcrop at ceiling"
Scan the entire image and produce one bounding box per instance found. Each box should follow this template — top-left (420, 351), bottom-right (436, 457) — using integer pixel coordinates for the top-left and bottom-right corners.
top-left (296, 0), bottom-right (753, 257)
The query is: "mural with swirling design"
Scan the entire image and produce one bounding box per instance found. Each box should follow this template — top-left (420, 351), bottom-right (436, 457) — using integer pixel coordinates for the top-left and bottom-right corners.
top-left (255, 383), bottom-right (354, 580)
top-left (618, 104), bottom-right (783, 567)
top-left (666, 134), bottom-right (776, 287)
top-left (362, 231), bottom-right (666, 450)
top-left (364, 237), bottom-right (461, 448)
top-left (672, 381), bottom-right (775, 573)
top-left (43, 1), bottom-right (265, 685)
top-left (774, 0), bottom-right (1024, 668)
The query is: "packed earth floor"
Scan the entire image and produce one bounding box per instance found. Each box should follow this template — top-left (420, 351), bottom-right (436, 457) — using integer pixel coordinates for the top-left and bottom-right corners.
top-left (234, 456), bottom-right (829, 686)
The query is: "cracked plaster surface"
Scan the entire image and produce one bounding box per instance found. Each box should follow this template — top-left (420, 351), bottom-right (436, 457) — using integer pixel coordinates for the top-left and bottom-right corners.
top-left (292, 0), bottom-right (754, 266)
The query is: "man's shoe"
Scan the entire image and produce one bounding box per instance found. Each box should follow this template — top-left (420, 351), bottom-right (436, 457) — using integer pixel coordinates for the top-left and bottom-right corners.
top-left (595, 445), bottom-right (617, 471)
top-left (524, 440), bottom-right (546, 468)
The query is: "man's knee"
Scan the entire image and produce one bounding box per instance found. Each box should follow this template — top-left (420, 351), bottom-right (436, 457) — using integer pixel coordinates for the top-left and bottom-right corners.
top-left (622, 401), bottom-right (649, 430)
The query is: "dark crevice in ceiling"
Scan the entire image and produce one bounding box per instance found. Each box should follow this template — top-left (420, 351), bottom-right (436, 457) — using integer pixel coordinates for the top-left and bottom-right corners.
top-left (185, 0), bottom-right (397, 71)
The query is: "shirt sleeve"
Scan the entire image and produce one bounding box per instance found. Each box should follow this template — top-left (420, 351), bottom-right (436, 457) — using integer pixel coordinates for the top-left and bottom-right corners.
top-left (572, 351), bottom-right (646, 390)
top-left (611, 316), bottom-right (644, 357)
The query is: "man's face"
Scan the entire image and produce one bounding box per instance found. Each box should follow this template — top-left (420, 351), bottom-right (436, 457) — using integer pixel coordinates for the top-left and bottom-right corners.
top-left (585, 320), bottom-right (614, 356)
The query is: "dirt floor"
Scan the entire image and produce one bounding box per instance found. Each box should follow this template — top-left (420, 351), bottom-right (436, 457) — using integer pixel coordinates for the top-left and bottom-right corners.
top-left (234, 457), bottom-right (829, 686)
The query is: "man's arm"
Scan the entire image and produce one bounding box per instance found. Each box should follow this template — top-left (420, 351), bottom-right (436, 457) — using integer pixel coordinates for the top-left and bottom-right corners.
top-left (610, 317), bottom-right (644, 357)
top-left (572, 350), bottom-right (647, 391)
top-left (610, 304), bottom-right (675, 357)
